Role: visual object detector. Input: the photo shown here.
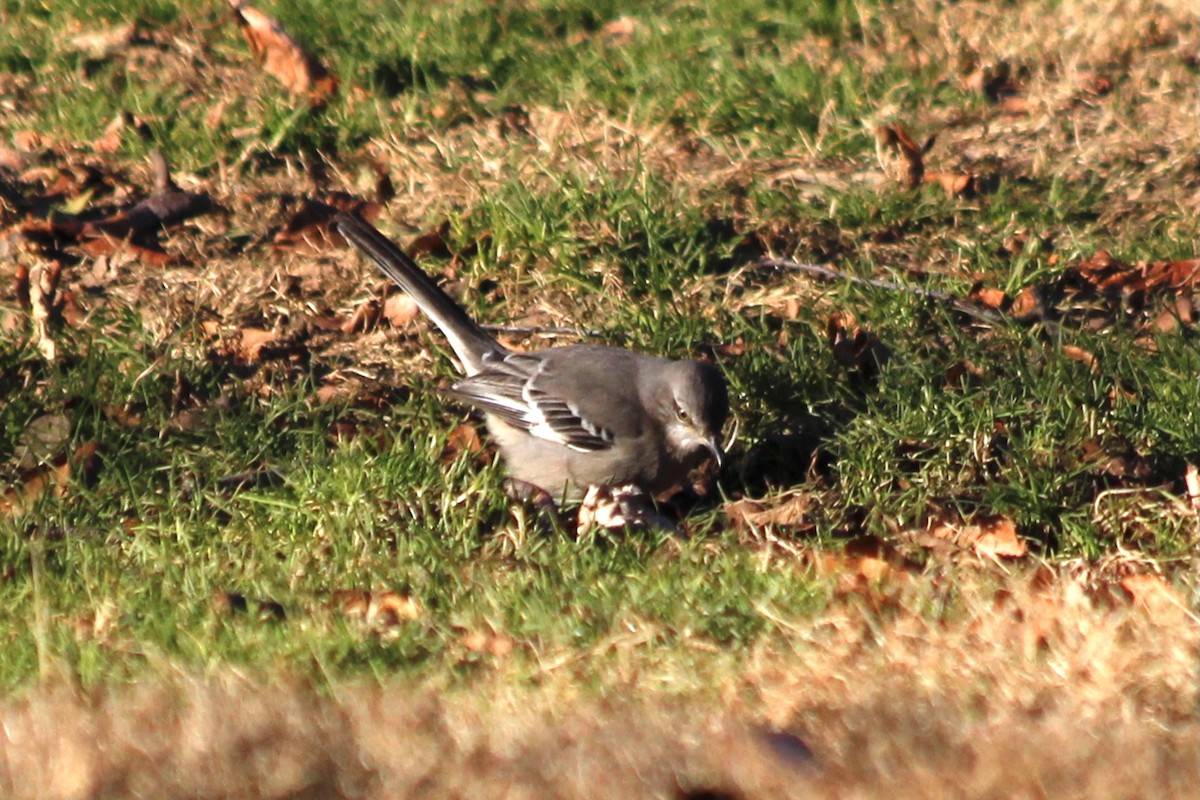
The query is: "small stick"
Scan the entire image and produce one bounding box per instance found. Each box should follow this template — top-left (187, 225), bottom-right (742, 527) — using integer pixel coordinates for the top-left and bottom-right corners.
top-left (755, 256), bottom-right (1051, 331)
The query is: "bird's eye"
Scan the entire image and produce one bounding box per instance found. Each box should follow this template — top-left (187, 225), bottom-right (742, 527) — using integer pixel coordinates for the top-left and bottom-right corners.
top-left (675, 404), bottom-right (690, 422)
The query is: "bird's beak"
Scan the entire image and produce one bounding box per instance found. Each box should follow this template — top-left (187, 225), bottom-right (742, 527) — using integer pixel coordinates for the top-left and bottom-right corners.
top-left (703, 436), bottom-right (724, 469)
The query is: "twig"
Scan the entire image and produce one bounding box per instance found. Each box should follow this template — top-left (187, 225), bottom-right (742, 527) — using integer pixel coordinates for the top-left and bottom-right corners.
top-left (755, 256), bottom-right (1043, 331)
top-left (481, 324), bottom-right (593, 338)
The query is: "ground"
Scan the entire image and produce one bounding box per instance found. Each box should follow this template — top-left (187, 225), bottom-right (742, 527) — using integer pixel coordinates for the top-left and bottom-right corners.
top-left (0, 0), bottom-right (1198, 796)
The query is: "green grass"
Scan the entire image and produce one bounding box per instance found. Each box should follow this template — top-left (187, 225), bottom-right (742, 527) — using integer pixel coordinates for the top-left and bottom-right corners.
top-left (2, 0), bottom-right (1199, 694)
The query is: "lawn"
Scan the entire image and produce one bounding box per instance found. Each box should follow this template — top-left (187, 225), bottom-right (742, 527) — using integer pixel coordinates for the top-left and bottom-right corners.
top-left (0, 0), bottom-right (1197, 796)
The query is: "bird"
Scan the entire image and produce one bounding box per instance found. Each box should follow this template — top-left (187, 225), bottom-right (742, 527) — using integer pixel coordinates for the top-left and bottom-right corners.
top-left (335, 212), bottom-right (729, 503)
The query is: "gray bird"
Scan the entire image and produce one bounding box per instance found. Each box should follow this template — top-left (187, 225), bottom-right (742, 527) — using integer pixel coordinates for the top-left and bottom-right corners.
top-left (336, 212), bottom-right (729, 503)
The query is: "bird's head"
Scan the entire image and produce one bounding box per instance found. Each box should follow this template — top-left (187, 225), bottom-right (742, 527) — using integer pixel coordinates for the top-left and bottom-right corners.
top-left (659, 360), bottom-right (729, 468)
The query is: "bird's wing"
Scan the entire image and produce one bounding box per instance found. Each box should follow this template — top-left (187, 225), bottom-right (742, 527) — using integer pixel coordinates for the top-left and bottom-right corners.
top-left (447, 353), bottom-right (617, 452)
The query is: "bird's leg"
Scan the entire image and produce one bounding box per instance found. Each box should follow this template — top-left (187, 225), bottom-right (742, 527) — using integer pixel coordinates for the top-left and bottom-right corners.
top-left (502, 477), bottom-right (562, 534)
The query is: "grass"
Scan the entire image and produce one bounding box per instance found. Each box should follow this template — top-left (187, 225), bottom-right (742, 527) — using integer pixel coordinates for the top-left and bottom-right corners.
top-left (1, 0), bottom-right (1199, 794)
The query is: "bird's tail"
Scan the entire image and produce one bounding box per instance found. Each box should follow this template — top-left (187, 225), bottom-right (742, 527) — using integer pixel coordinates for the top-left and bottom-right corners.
top-left (335, 212), bottom-right (502, 374)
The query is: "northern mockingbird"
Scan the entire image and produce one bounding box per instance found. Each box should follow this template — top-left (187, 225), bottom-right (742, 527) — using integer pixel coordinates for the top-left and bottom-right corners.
top-left (336, 212), bottom-right (729, 503)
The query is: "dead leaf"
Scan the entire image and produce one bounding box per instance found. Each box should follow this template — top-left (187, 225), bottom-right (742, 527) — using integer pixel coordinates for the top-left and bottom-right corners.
top-left (340, 301), bottom-right (379, 334)
top-left (229, 0), bottom-right (338, 107)
top-left (1119, 574), bottom-right (1189, 618)
top-left (334, 589), bottom-right (421, 627)
top-left (28, 260), bottom-right (62, 361)
top-left (944, 359), bottom-right (986, 390)
top-left (924, 171), bottom-right (973, 197)
top-left (1009, 285), bottom-right (1043, 322)
top-left (814, 536), bottom-right (919, 605)
top-left (1186, 463), bottom-right (1200, 512)
top-left (601, 16), bottom-right (640, 44)
top-left (1060, 344), bottom-right (1099, 373)
top-left (725, 492), bottom-right (812, 532)
top-left (273, 194), bottom-right (379, 252)
top-left (443, 423), bottom-right (484, 462)
top-left (204, 98), bottom-right (229, 130)
top-left (924, 512), bottom-right (1028, 559)
top-left (1, 442), bottom-right (101, 518)
top-left (211, 590), bottom-right (249, 617)
top-left (403, 220), bottom-right (454, 260)
top-left (827, 311), bottom-right (890, 378)
top-left (68, 21), bottom-right (137, 57)
top-left (969, 286), bottom-right (1007, 310)
top-left (874, 123), bottom-right (930, 187)
top-left (461, 627), bottom-right (515, 657)
top-left (238, 327), bottom-right (277, 361)
top-left (12, 130), bottom-right (46, 152)
top-left (383, 293), bottom-right (419, 328)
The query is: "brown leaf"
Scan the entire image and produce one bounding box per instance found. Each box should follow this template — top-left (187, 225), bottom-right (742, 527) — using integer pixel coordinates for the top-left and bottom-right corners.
top-left (461, 628), bottom-right (515, 657)
top-left (68, 21), bottom-right (137, 57)
top-left (1119, 574), bottom-right (1189, 618)
top-left (1186, 463), bottom-right (1200, 512)
top-left (944, 359), bottom-right (986, 390)
top-left (1009, 285), bottom-right (1043, 322)
top-left (229, 0), bottom-right (338, 107)
top-left (924, 171), bottom-right (973, 197)
top-left (340, 301), bottom-right (380, 334)
top-left (1000, 95), bottom-right (1030, 116)
top-left (924, 512), bottom-right (1027, 559)
top-left (204, 99), bottom-right (229, 130)
top-left (874, 123), bottom-right (926, 187)
top-left (969, 286), bottom-right (1007, 310)
top-left (273, 194), bottom-right (379, 252)
top-left (725, 492), bottom-right (812, 532)
top-left (601, 16), bottom-right (640, 44)
top-left (382, 293), bottom-right (419, 328)
top-left (238, 327), bottom-right (277, 362)
top-left (28, 260), bottom-right (62, 361)
top-left (443, 423), bottom-right (484, 462)
top-left (827, 311), bottom-right (889, 378)
top-left (1060, 344), bottom-right (1099, 373)
top-left (93, 112), bottom-right (127, 153)
top-left (333, 589), bottom-right (421, 627)
top-left (407, 220), bottom-right (454, 260)
top-left (1, 442), bottom-right (100, 518)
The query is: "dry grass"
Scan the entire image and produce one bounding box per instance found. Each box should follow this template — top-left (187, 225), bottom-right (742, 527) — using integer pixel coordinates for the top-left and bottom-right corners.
top-left (3, 564), bottom-right (1196, 798)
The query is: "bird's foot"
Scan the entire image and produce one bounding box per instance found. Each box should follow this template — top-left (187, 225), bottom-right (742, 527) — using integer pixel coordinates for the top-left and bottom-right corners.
top-left (502, 478), bottom-right (562, 536)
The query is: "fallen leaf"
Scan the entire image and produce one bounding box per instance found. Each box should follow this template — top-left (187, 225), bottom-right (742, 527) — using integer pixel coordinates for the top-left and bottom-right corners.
top-left (28, 260), bottom-right (62, 361)
top-left (273, 194), bottom-right (379, 252)
top-left (12, 129), bottom-right (46, 152)
top-left (334, 589), bottom-right (421, 627)
top-left (1119, 574), bottom-right (1188, 617)
top-left (725, 492), bottom-right (812, 532)
top-left (923, 512), bottom-right (1028, 559)
top-left (1, 442), bottom-right (101, 518)
top-left (461, 627), bottom-right (515, 657)
top-left (211, 590), bottom-right (249, 617)
top-left (443, 423), bottom-right (484, 462)
top-left (238, 327), bottom-right (278, 361)
top-left (340, 301), bottom-right (380, 334)
top-left (874, 123), bottom-right (930, 187)
top-left (229, 0), bottom-right (338, 106)
top-left (827, 311), bottom-right (890, 378)
top-left (1186, 463), bottom-right (1200, 512)
top-left (924, 171), bottom-right (973, 197)
top-left (68, 21), bottom-right (137, 57)
top-left (1009, 285), bottom-right (1043, 321)
top-left (601, 16), bottom-right (640, 44)
top-left (383, 292), bottom-right (419, 328)
top-left (1060, 344), bottom-right (1099, 373)
top-left (969, 286), bottom-right (1007, 309)
top-left (204, 98), bottom-right (229, 130)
